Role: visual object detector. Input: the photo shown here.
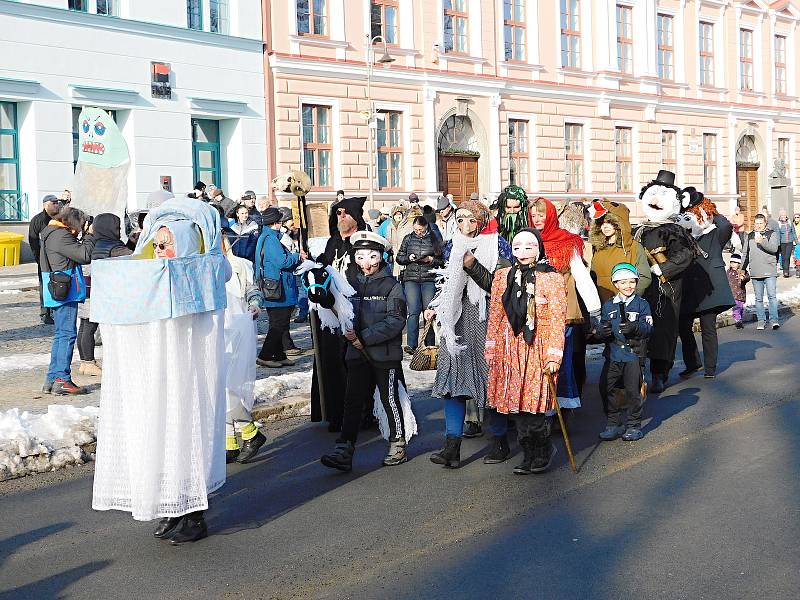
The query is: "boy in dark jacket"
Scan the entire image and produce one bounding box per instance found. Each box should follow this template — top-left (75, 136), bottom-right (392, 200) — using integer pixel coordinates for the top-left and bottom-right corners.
top-left (727, 252), bottom-right (750, 329)
top-left (596, 263), bottom-right (653, 442)
top-left (321, 231), bottom-right (410, 472)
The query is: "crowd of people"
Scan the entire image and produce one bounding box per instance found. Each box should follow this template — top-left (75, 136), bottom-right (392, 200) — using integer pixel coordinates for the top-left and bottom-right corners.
top-left (25, 168), bottom-right (791, 545)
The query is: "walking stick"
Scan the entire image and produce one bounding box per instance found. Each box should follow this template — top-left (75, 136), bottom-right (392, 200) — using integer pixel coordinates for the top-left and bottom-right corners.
top-left (547, 371), bottom-right (578, 474)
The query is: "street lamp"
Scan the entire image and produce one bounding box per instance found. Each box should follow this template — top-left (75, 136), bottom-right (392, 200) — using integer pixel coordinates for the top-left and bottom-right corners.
top-left (365, 34), bottom-right (395, 209)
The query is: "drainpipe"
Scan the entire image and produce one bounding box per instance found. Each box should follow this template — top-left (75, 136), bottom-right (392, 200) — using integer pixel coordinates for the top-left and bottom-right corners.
top-left (261, 0), bottom-right (276, 201)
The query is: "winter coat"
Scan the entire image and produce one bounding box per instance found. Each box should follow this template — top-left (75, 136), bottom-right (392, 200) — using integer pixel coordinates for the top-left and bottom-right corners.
top-left (395, 228), bottom-right (444, 283)
top-left (254, 226), bottom-right (300, 308)
top-left (681, 214), bottom-right (735, 316)
top-left (742, 228), bottom-right (779, 278)
top-left (39, 223), bottom-right (96, 273)
top-left (28, 209), bottom-right (52, 264)
top-left (727, 267), bottom-right (749, 302)
top-left (386, 206), bottom-right (422, 276)
top-left (437, 212), bottom-right (457, 242)
top-left (598, 294), bottom-right (652, 362)
top-left (230, 220), bottom-right (259, 264)
top-left (777, 221), bottom-right (797, 244)
top-left (589, 202), bottom-right (652, 303)
top-left (346, 268), bottom-right (407, 365)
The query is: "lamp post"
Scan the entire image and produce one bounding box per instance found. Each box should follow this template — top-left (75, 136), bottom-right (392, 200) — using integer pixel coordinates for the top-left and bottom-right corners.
top-left (365, 34), bottom-right (395, 210)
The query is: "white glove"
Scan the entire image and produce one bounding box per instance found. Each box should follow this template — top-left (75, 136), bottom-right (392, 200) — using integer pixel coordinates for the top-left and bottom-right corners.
top-left (650, 263), bottom-right (662, 277)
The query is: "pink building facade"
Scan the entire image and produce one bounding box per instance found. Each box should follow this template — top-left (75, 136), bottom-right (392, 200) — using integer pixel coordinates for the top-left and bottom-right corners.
top-left (266, 0), bottom-right (800, 222)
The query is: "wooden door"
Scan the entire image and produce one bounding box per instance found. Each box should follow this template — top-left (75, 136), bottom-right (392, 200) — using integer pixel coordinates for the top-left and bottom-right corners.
top-left (438, 155), bottom-right (479, 204)
top-left (736, 166), bottom-right (759, 231)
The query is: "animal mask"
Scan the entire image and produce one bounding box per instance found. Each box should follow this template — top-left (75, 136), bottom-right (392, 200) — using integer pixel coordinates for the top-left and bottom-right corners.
top-left (77, 107), bottom-right (129, 168)
top-left (302, 266), bottom-right (335, 308)
top-left (271, 170), bottom-right (312, 198)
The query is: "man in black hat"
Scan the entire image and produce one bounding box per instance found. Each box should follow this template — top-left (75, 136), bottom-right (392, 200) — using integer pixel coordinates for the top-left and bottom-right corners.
top-left (29, 194), bottom-right (67, 324)
top-left (633, 170), bottom-right (696, 392)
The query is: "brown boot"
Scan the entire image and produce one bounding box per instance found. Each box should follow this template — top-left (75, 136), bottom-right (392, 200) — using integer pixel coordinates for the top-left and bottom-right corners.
top-left (79, 360), bottom-right (102, 376)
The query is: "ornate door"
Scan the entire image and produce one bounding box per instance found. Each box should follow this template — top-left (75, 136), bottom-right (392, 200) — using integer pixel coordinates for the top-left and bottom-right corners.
top-left (438, 155), bottom-right (479, 204)
top-left (736, 166), bottom-right (759, 230)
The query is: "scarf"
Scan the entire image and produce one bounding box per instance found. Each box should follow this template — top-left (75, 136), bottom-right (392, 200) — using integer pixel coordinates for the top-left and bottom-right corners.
top-left (534, 198), bottom-right (583, 272)
top-left (501, 228), bottom-right (555, 344)
top-left (429, 230), bottom-right (500, 354)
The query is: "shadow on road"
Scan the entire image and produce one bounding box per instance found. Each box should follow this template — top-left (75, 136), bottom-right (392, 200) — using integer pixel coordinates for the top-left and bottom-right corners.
top-left (0, 561), bottom-right (110, 600)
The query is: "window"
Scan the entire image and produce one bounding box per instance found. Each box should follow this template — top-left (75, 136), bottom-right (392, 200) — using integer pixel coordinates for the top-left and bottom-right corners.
top-left (504, 0), bottom-right (526, 62)
top-left (615, 127), bottom-right (632, 193)
top-left (560, 0), bottom-right (580, 68)
top-left (509, 119), bottom-right (529, 189)
top-left (703, 133), bottom-right (717, 192)
top-left (68, 0), bottom-right (87, 11)
top-left (297, 0), bottom-right (328, 37)
top-left (72, 107), bottom-right (117, 171)
top-left (740, 29), bottom-right (753, 91)
top-left (377, 111), bottom-right (402, 190)
top-left (210, 0), bottom-right (229, 34)
top-left (699, 22), bottom-right (714, 86)
top-left (192, 119), bottom-right (221, 188)
top-left (443, 0), bottom-right (468, 54)
top-left (96, 1), bottom-right (117, 16)
top-left (0, 102), bottom-right (21, 221)
top-left (371, 1), bottom-right (399, 46)
top-left (778, 137), bottom-right (790, 167)
top-left (657, 14), bottom-right (674, 80)
top-left (661, 130), bottom-right (677, 172)
top-left (564, 123), bottom-right (583, 192)
top-left (302, 104), bottom-right (332, 189)
top-left (775, 35), bottom-right (787, 95)
top-left (616, 4), bottom-right (632, 74)
top-left (187, 1), bottom-right (202, 30)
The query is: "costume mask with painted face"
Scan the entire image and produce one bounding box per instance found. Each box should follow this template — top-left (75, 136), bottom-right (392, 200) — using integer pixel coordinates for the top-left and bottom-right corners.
top-left (77, 107), bottom-right (129, 168)
top-left (511, 231), bottom-right (540, 265)
top-left (674, 212), bottom-right (703, 239)
top-left (456, 209), bottom-right (479, 237)
top-left (354, 249), bottom-right (381, 275)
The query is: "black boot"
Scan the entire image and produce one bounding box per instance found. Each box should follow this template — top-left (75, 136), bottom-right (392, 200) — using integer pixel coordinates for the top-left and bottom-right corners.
top-left (169, 512), bottom-right (208, 545)
top-left (513, 437), bottom-right (535, 474)
top-left (226, 449), bottom-right (240, 463)
top-left (650, 374), bottom-right (665, 394)
top-left (483, 435), bottom-right (511, 464)
top-left (429, 435), bottom-right (462, 468)
top-left (237, 430), bottom-right (267, 464)
top-left (320, 440), bottom-right (354, 472)
top-left (153, 516), bottom-right (182, 539)
top-left (530, 437), bottom-right (557, 474)
top-left (462, 421), bottom-right (483, 438)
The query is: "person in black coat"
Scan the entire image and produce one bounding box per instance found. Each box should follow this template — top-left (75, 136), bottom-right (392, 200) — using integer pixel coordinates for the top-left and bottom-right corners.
top-left (395, 216), bottom-right (444, 352)
top-left (675, 191), bottom-right (735, 379)
top-left (28, 194), bottom-right (66, 324)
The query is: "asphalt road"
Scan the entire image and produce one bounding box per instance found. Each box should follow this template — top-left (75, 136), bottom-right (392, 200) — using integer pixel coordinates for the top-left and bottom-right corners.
top-left (1, 317), bottom-right (799, 599)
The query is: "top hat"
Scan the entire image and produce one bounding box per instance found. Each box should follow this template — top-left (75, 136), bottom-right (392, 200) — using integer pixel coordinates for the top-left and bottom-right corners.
top-left (654, 170), bottom-right (676, 187)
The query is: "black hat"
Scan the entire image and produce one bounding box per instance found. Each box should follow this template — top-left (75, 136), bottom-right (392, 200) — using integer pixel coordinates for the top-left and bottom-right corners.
top-left (278, 206), bottom-right (293, 223)
top-left (194, 180), bottom-right (206, 190)
top-left (682, 186), bottom-right (704, 210)
top-left (329, 196), bottom-right (367, 236)
top-left (654, 170), bottom-right (676, 187)
top-left (262, 207), bottom-right (282, 226)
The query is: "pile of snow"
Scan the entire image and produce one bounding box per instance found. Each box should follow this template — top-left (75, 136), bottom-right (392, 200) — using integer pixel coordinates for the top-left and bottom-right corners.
top-left (0, 405), bottom-right (99, 481)
top-left (0, 353), bottom-right (52, 373)
top-left (745, 283), bottom-right (800, 308)
top-left (253, 371), bottom-right (313, 408)
top-left (0, 289), bottom-right (22, 295)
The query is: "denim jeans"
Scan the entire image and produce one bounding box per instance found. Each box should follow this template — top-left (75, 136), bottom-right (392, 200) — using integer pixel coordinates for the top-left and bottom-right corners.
top-left (47, 301), bottom-right (79, 383)
top-left (752, 276), bottom-right (778, 323)
top-left (443, 397), bottom-right (507, 437)
top-left (295, 274), bottom-right (308, 319)
top-left (404, 280), bottom-right (436, 348)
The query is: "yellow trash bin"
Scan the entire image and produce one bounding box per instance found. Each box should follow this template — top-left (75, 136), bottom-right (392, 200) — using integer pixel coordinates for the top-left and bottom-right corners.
top-left (0, 232), bottom-right (24, 266)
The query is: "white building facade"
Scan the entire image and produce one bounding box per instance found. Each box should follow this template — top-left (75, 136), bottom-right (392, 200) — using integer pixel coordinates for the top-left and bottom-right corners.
top-left (0, 0), bottom-right (268, 228)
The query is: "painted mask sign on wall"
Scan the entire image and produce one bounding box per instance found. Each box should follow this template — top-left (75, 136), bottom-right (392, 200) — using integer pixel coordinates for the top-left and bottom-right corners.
top-left (151, 62), bottom-right (171, 99)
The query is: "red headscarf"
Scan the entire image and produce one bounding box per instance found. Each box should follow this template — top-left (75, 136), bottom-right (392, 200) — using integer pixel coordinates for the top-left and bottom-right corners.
top-left (530, 197), bottom-right (583, 272)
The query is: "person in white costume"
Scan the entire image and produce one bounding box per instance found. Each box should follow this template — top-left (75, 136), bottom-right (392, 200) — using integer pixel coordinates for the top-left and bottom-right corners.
top-left (91, 199), bottom-right (230, 545)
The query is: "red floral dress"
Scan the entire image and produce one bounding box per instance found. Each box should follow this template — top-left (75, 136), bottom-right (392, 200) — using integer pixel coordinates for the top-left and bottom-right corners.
top-left (485, 268), bottom-right (567, 415)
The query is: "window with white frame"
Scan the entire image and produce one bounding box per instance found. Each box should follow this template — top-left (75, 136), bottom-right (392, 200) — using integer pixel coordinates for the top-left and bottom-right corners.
top-left (443, 0), bottom-right (469, 54)
top-left (187, 1), bottom-right (202, 30)
top-left (616, 4), bottom-right (633, 74)
top-left (740, 29), bottom-right (754, 91)
top-left (68, 0), bottom-right (87, 11)
top-left (565, 123), bottom-right (583, 192)
top-left (297, 0), bottom-right (328, 37)
top-left (509, 119), bottom-right (529, 188)
top-left (377, 111), bottom-right (402, 190)
top-left (657, 14), bottom-right (674, 80)
top-left (775, 35), bottom-right (787, 95)
top-left (703, 133), bottom-right (717, 192)
top-left (778, 137), bottom-right (790, 168)
top-left (560, 0), bottom-right (580, 68)
top-left (302, 104), bottom-right (333, 189)
top-left (615, 127), bottom-right (632, 193)
top-left (699, 22), bottom-right (714, 86)
top-left (96, 0), bottom-right (117, 16)
top-left (210, 0), bottom-right (229, 34)
top-left (504, 0), bottom-right (526, 62)
top-left (371, 1), bottom-right (399, 45)
top-left (661, 130), bottom-right (677, 172)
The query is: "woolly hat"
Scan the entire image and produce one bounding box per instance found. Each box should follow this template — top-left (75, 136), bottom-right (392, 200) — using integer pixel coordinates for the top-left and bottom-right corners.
top-left (262, 207), bottom-right (282, 226)
top-left (456, 199), bottom-right (490, 232)
top-left (469, 192), bottom-right (479, 201)
top-left (730, 252), bottom-right (742, 263)
top-left (408, 192), bottom-right (419, 203)
top-left (435, 195), bottom-right (454, 212)
top-left (611, 262), bottom-right (640, 282)
top-left (367, 208), bottom-right (381, 220)
top-left (350, 230), bottom-right (391, 252)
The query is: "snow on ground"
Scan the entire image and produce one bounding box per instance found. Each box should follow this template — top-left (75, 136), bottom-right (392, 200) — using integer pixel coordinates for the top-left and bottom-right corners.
top-left (0, 353), bottom-right (52, 372)
top-left (254, 371), bottom-right (313, 408)
top-left (0, 277), bottom-right (38, 289)
top-left (0, 405), bottom-right (99, 481)
top-left (745, 283), bottom-right (800, 307)
top-left (0, 289), bottom-right (22, 295)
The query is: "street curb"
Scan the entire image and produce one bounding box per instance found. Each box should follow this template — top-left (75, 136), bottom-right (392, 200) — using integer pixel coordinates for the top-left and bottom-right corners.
top-left (252, 394), bottom-right (311, 422)
top-left (703, 300), bottom-right (799, 331)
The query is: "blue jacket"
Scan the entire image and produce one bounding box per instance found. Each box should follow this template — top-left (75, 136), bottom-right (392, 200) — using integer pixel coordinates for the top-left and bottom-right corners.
top-left (778, 221), bottom-right (797, 244)
top-left (599, 293), bottom-right (652, 362)
top-left (254, 226), bottom-right (300, 308)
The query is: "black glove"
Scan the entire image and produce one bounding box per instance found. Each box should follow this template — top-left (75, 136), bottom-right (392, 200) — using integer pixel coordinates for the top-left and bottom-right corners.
top-left (620, 321), bottom-right (638, 337)
top-left (597, 321), bottom-right (613, 339)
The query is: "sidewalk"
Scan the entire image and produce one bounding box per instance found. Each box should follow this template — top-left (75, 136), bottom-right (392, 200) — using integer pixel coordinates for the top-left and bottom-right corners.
top-left (0, 262), bottom-right (39, 292)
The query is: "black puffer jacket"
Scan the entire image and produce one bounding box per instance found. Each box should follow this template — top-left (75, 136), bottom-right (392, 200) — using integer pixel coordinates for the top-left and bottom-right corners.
top-left (346, 268), bottom-right (407, 365)
top-left (395, 229), bottom-right (444, 282)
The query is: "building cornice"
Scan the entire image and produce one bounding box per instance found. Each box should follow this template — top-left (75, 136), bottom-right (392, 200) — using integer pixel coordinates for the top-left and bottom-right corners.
top-left (0, 0), bottom-right (263, 52)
